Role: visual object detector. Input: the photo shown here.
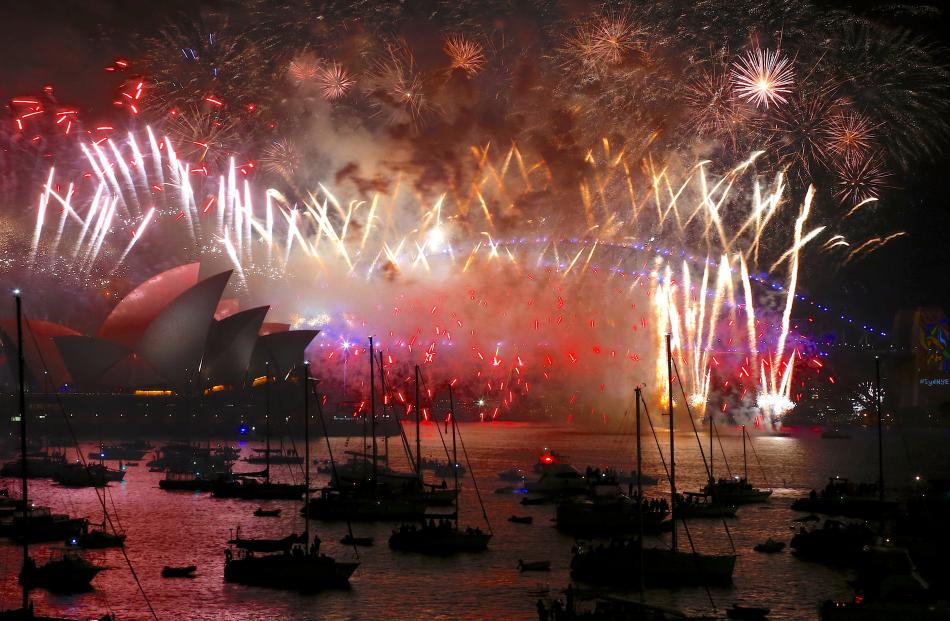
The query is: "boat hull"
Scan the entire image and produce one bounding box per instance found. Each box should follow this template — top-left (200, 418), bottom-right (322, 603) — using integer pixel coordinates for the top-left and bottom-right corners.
top-left (224, 554), bottom-right (358, 591)
top-left (571, 545), bottom-right (736, 586)
top-left (389, 528), bottom-right (491, 554)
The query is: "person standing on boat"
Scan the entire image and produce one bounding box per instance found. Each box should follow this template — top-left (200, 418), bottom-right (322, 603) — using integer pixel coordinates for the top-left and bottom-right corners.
top-left (311, 534), bottom-right (321, 556)
top-left (536, 599), bottom-right (548, 621)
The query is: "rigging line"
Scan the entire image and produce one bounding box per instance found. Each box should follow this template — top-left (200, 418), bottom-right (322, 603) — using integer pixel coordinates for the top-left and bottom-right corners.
top-left (670, 355), bottom-right (711, 481)
top-left (377, 351), bottom-right (415, 470)
top-left (21, 312), bottom-right (159, 620)
top-left (745, 428), bottom-right (772, 490)
top-left (311, 382), bottom-right (361, 564)
top-left (715, 420), bottom-right (734, 479)
top-left (453, 420), bottom-right (492, 535)
top-left (419, 373), bottom-right (452, 465)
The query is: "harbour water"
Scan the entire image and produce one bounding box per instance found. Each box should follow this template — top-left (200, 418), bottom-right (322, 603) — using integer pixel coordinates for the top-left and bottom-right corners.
top-left (1, 423), bottom-right (946, 620)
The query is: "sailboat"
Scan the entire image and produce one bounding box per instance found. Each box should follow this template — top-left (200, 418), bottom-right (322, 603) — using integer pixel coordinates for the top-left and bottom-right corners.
top-left (698, 425), bottom-right (771, 504)
top-left (571, 336), bottom-right (736, 587)
top-left (0, 291), bottom-right (103, 618)
top-left (213, 362), bottom-right (306, 501)
top-left (303, 348), bottom-right (436, 522)
top-left (677, 415), bottom-right (739, 518)
top-left (71, 490), bottom-right (125, 549)
top-left (389, 384), bottom-right (491, 554)
top-left (224, 361), bottom-right (359, 591)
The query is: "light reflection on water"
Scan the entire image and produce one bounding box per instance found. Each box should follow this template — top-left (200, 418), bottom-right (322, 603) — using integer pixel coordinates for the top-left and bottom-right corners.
top-left (0, 424), bottom-right (946, 620)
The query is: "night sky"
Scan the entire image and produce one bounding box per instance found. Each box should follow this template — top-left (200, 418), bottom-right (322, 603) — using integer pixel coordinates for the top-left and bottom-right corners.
top-left (2, 0), bottom-right (950, 330)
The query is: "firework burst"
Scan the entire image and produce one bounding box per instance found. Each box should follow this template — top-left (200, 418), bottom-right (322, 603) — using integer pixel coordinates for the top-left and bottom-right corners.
top-left (443, 35), bottom-right (486, 78)
top-left (367, 42), bottom-right (429, 124)
top-left (259, 138), bottom-right (301, 181)
top-left (288, 57), bottom-right (319, 84)
top-left (682, 65), bottom-right (750, 151)
top-left (768, 86), bottom-right (840, 176)
top-left (834, 151), bottom-right (889, 205)
top-left (563, 11), bottom-right (643, 73)
top-left (731, 47), bottom-right (795, 109)
top-left (823, 110), bottom-right (876, 165)
top-left (317, 62), bottom-right (356, 100)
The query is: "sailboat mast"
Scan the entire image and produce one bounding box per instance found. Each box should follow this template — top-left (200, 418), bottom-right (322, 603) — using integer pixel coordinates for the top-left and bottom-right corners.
top-left (742, 425), bottom-right (748, 481)
top-left (449, 385), bottom-right (458, 530)
top-left (415, 365), bottom-right (421, 477)
top-left (709, 415), bottom-right (714, 483)
top-left (15, 291), bottom-right (29, 610)
top-left (265, 361), bottom-right (271, 484)
top-left (303, 362), bottom-right (310, 553)
top-left (666, 333), bottom-right (676, 552)
top-left (875, 356), bottom-right (884, 505)
top-left (369, 336), bottom-right (377, 486)
top-left (635, 386), bottom-right (644, 604)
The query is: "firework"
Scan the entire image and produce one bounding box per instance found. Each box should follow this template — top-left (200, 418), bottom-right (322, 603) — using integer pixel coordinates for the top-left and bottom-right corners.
top-left (443, 35), bottom-right (486, 78)
top-left (288, 57), bottom-right (319, 84)
top-left (317, 62), bottom-right (356, 100)
top-left (731, 47), bottom-right (795, 109)
top-left (259, 138), bottom-right (301, 181)
top-left (367, 42), bottom-right (428, 123)
top-left (823, 110), bottom-right (876, 165)
top-left (682, 66), bottom-right (750, 150)
top-left (563, 11), bottom-right (644, 73)
top-left (833, 151), bottom-right (889, 205)
top-left (768, 85), bottom-right (840, 176)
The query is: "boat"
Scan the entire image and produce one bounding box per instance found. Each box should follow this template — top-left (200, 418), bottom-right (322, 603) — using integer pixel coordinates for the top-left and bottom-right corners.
top-left (726, 604), bottom-right (771, 620)
top-left (586, 466), bottom-right (659, 487)
top-left (224, 362), bottom-right (359, 592)
top-left (508, 515), bottom-right (533, 524)
top-left (571, 539), bottom-right (737, 586)
top-left (19, 550), bottom-right (102, 593)
top-left (53, 463), bottom-right (124, 488)
top-left (245, 447), bottom-right (303, 465)
top-left (791, 477), bottom-right (897, 519)
top-left (556, 494), bottom-right (669, 536)
top-left (304, 487), bottom-right (427, 521)
top-left (677, 492), bottom-right (738, 519)
top-left (87, 443), bottom-right (149, 461)
top-left (432, 461), bottom-right (465, 478)
top-left (698, 424), bottom-right (771, 504)
top-left (309, 363), bottom-right (453, 521)
top-left (389, 380), bottom-right (492, 554)
top-left (253, 507), bottom-right (281, 517)
top-left (161, 565), bottom-right (197, 578)
top-left (213, 370), bottom-right (308, 501)
top-left (820, 542), bottom-right (950, 620)
top-left (0, 506), bottom-right (87, 542)
top-left (159, 469), bottom-right (227, 492)
top-left (753, 538), bottom-right (785, 553)
top-left (340, 534), bottom-right (373, 546)
top-left (389, 520), bottom-right (491, 554)
top-left (212, 476), bottom-right (306, 500)
top-left (71, 496), bottom-right (126, 550)
top-left (0, 453), bottom-right (66, 479)
top-left (517, 559), bottom-right (551, 572)
top-left (498, 467), bottom-right (528, 482)
top-left (790, 519), bottom-right (876, 564)
top-left (72, 527), bottom-right (125, 549)
top-left (534, 448), bottom-right (566, 473)
top-left (521, 463), bottom-right (589, 500)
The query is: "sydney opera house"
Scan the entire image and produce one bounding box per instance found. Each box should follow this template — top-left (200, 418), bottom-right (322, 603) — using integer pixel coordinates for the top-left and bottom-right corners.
top-left (0, 264), bottom-right (320, 436)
